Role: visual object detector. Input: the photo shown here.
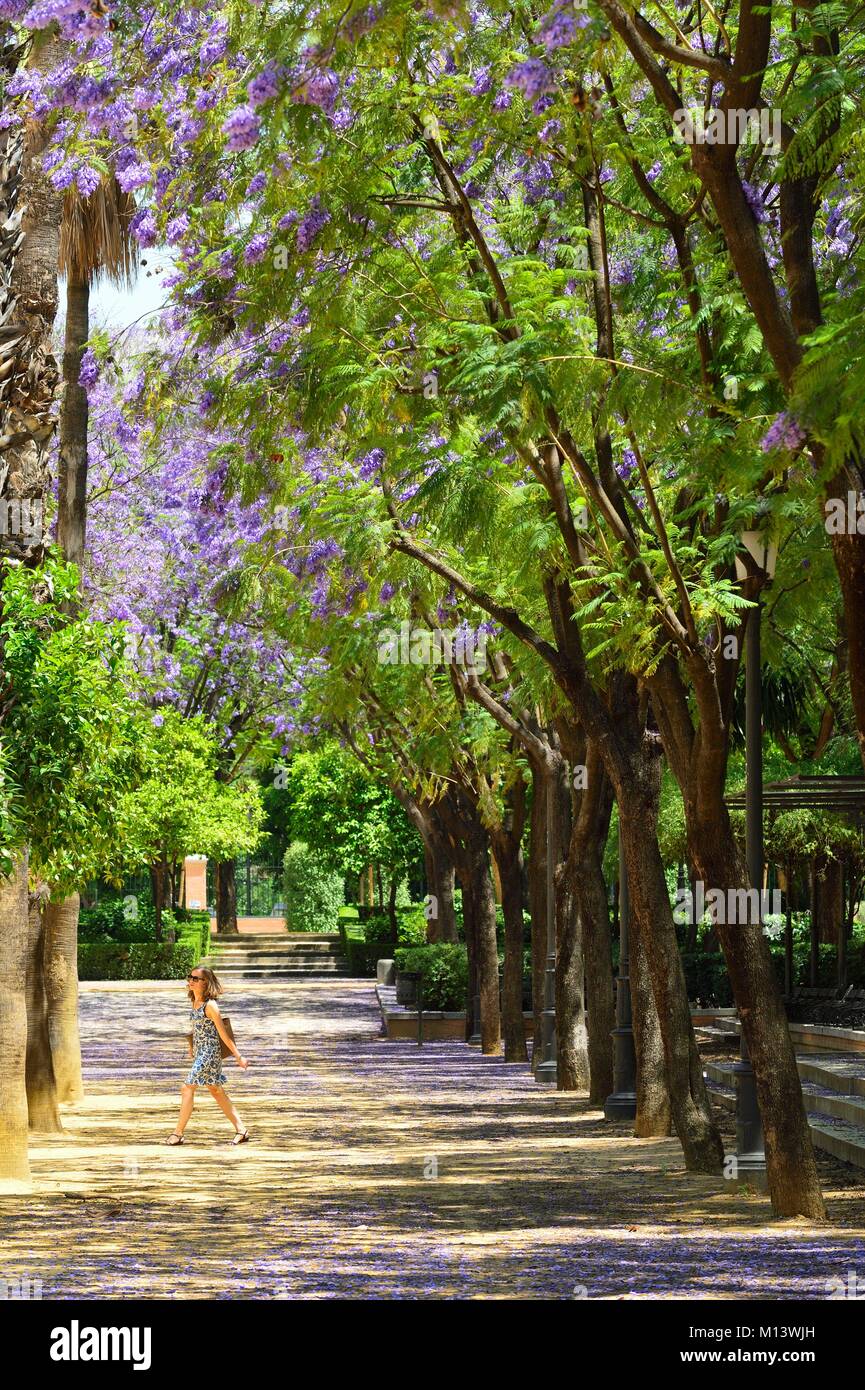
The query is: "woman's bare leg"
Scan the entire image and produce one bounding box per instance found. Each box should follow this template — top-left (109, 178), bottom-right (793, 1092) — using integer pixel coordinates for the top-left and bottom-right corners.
top-left (208, 1084), bottom-right (244, 1132)
top-left (174, 1083), bottom-right (196, 1135)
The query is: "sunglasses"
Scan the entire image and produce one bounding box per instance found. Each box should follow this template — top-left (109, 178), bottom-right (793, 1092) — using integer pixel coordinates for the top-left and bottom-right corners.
top-left (187, 974), bottom-right (205, 982)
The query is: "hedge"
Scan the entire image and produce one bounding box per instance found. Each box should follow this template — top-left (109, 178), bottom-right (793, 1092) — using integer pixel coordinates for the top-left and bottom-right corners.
top-left (393, 944), bottom-right (469, 1011)
top-left (283, 841), bottom-right (344, 931)
top-left (78, 943), bottom-right (196, 981)
top-left (339, 921), bottom-right (396, 976)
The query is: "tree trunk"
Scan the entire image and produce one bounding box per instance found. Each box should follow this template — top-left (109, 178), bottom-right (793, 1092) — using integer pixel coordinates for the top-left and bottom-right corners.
top-left (495, 836), bottom-right (528, 1064)
top-left (619, 787), bottom-right (723, 1170)
top-left (629, 921), bottom-right (672, 1137)
top-left (150, 864), bottom-right (162, 940)
top-left (554, 849), bottom-right (590, 1089)
top-left (814, 856), bottom-right (843, 946)
top-left (57, 272), bottom-right (89, 566)
top-left (460, 826), bottom-right (501, 1055)
top-left (387, 873), bottom-right (398, 935)
top-left (0, 856), bottom-right (31, 1188)
top-left (423, 830), bottom-right (458, 943)
top-left (214, 859), bottom-right (238, 935)
top-left (43, 893), bottom-right (83, 1103)
top-left (569, 743), bottom-right (615, 1105)
top-left (459, 869), bottom-right (478, 1042)
top-left (687, 811), bottom-right (826, 1218)
top-left (25, 891), bottom-right (61, 1131)
top-left (527, 762), bottom-right (548, 1068)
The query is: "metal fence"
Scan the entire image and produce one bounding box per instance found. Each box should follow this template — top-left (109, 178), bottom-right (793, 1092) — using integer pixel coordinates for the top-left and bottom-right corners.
top-left (207, 856), bottom-right (284, 918)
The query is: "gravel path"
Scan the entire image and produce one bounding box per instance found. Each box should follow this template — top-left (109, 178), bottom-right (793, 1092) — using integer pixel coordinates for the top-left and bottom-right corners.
top-left (2, 979), bottom-right (865, 1299)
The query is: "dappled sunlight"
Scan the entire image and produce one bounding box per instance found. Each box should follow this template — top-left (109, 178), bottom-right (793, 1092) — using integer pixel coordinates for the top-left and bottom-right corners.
top-left (1, 980), bottom-right (863, 1298)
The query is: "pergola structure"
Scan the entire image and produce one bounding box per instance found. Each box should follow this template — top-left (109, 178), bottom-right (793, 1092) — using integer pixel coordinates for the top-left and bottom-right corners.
top-left (726, 775), bottom-right (865, 992)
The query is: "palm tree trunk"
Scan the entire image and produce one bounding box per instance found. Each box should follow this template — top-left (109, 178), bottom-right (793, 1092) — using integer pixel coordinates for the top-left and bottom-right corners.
top-left (57, 272), bottom-right (89, 565)
top-left (25, 890), bottom-right (61, 1131)
top-left (43, 893), bottom-right (83, 1102)
top-left (0, 854), bottom-right (32, 1189)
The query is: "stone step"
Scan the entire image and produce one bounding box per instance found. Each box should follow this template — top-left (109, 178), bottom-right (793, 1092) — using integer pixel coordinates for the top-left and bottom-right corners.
top-left (210, 933), bottom-right (340, 945)
top-left (209, 950), bottom-right (346, 961)
top-left (209, 963), bottom-right (349, 974)
top-left (203, 966), bottom-right (351, 979)
top-left (704, 1060), bottom-right (865, 1170)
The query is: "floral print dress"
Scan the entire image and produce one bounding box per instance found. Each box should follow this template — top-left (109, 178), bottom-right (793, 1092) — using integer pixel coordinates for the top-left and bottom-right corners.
top-left (186, 1001), bottom-right (227, 1087)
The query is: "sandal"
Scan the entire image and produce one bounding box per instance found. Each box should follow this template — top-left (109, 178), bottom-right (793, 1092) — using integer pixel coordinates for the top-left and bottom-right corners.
top-left (163, 1133), bottom-right (184, 1146)
top-left (230, 1129), bottom-right (250, 1145)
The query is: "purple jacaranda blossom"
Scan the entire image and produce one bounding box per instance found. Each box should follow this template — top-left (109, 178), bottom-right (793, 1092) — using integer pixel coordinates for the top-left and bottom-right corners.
top-left (611, 258), bottom-right (635, 286)
top-left (492, 90), bottom-right (513, 110)
top-left (341, 4), bottom-right (381, 41)
top-left (78, 348), bottom-right (99, 388)
top-left (505, 58), bottom-right (555, 100)
top-left (122, 371), bottom-right (146, 404)
top-left (294, 67), bottom-right (340, 114)
top-left (617, 448), bottom-right (638, 481)
top-left (130, 208), bottom-right (158, 247)
top-left (246, 172), bottom-right (267, 198)
top-left (76, 164), bottom-right (101, 197)
top-left (761, 412), bottom-right (805, 453)
top-left (359, 448), bottom-right (385, 480)
top-left (472, 67), bottom-right (492, 95)
top-left (297, 197), bottom-right (330, 253)
top-left (151, 712), bottom-right (165, 728)
top-left (379, 581), bottom-right (396, 603)
top-left (215, 249), bottom-right (236, 280)
top-left (538, 2), bottom-right (590, 51)
top-left (244, 233), bottom-right (270, 265)
top-left (742, 180), bottom-right (768, 223)
top-left (49, 161), bottom-right (77, 190)
top-left (166, 213), bottom-right (190, 244)
top-left (222, 104), bottom-right (261, 151)
top-left (248, 63), bottom-right (283, 107)
top-left (116, 163), bottom-right (152, 193)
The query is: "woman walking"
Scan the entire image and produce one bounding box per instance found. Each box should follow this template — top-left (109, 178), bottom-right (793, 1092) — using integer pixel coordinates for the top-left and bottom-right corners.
top-left (163, 965), bottom-right (251, 1146)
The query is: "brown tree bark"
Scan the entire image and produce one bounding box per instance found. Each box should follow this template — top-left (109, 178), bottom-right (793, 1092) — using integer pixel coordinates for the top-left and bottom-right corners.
top-left (214, 859), bottom-right (238, 935)
top-left (25, 890), bottom-right (61, 1131)
top-left (0, 855), bottom-right (31, 1188)
top-left (56, 272), bottom-right (89, 565)
top-left (629, 921), bottom-right (672, 1137)
top-left (458, 822), bottom-right (501, 1054)
top-left (43, 893), bottom-right (83, 1103)
top-left (496, 833), bottom-right (528, 1063)
top-left (814, 856), bottom-right (843, 946)
top-left (527, 757), bottom-right (549, 1068)
top-left (568, 740), bottom-right (615, 1105)
top-left (554, 846), bottom-right (590, 1090)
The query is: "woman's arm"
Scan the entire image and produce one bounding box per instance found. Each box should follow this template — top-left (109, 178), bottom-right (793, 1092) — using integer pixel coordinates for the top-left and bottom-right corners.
top-left (204, 1002), bottom-right (248, 1066)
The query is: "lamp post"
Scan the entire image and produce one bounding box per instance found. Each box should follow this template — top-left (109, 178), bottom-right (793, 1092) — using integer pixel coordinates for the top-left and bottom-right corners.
top-left (605, 821), bottom-right (637, 1120)
top-left (536, 768), bottom-right (558, 1084)
top-left (728, 529), bottom-right (776, 1186)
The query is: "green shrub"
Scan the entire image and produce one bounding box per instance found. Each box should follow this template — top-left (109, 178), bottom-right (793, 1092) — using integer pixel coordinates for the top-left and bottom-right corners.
top-left (393, 944), bottom-right (469, 1011)
top-left (682, 951), bottom-right (734, 1007)
top-left (78, 942), bottom-right (196, 981)
top-left (283, 841), bottom-right (345, 932)
top-left (363, 909), bottom-right (427, 946)
top-left (340, 921), bottom-right (395, 976)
